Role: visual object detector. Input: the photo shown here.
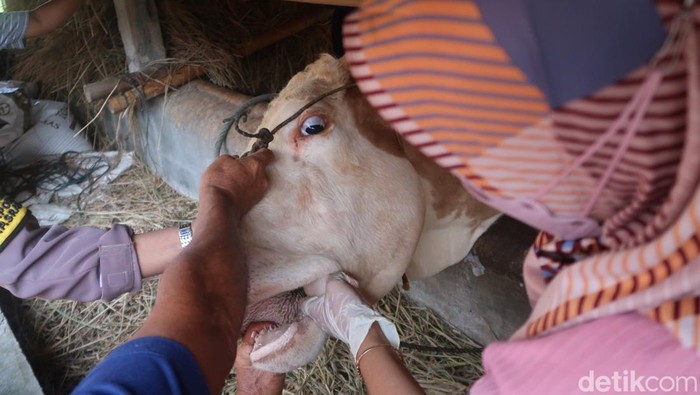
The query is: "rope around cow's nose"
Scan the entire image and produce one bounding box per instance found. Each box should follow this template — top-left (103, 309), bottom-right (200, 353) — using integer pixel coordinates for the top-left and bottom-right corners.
top-left (215, 92), bottom-right (276, 157)
top-left (215, 83), bottom-right (356, 158)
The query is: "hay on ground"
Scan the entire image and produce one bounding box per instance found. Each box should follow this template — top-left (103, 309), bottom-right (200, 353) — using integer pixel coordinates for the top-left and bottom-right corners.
top-left (14, 160), bottom-right (483, 394)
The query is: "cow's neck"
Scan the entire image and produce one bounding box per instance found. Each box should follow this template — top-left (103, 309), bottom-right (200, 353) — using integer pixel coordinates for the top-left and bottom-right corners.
top-left (398, 133), bottom-right (500, 280)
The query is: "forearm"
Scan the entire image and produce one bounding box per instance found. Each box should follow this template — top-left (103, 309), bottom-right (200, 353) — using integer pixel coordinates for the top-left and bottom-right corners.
top-left (235, 365), bottom-right (285, 395)
top-left (26, 0), bottom-right (82, 37)
top-left (133, 201), bottom-right (247, 394)
top-left (133, 227), bottom-right (182, 278)
top-left (358, 323), bottom-right (424, 395)
top-left (75, 151), bottom-right (272, 395)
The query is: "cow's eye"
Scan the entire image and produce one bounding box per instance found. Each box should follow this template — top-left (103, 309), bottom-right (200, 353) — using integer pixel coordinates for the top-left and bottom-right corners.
top-left (301, 116), bottom-right (326, 136)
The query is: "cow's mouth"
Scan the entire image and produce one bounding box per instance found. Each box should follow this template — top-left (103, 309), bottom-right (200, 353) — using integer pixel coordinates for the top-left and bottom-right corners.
top-left (242, 288), bottom-right (317, 368)
top-left (248, 320), bottom-right (302, 359)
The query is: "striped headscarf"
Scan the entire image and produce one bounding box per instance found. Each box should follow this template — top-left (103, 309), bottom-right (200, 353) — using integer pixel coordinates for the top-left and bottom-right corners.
top-left (345, 0), bottom-right (700, 350)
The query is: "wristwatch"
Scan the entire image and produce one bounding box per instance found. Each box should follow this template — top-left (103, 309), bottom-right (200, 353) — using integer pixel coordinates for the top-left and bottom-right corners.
top-left (179, 223), bottom-right (193, 248)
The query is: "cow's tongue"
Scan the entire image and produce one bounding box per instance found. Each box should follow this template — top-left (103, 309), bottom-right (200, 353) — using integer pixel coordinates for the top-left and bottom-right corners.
top-left (251, 321), bottom-right (300, 358)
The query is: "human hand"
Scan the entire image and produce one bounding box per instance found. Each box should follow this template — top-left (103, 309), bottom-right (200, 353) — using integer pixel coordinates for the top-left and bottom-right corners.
top-left (301, 273), bottom-right (400, 358)
top-left (198, 149), bottom-right (274, 220)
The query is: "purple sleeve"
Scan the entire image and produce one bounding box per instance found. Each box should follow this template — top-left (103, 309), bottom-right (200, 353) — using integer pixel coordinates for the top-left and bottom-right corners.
top-left (0, 216), bottom-right (143, 302)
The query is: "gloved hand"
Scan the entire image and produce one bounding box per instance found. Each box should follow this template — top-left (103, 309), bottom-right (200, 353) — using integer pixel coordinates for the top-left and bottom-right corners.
top-left (301, 273), bottom-right (400, 358)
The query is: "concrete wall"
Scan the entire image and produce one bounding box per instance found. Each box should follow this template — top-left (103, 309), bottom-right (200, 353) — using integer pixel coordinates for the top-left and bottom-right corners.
top-left (404, 216), bottom-right (535, 344)
top-left (100, 81), bottom-right (535, 345)
top-left (101, 81), bottom-right (264, 199)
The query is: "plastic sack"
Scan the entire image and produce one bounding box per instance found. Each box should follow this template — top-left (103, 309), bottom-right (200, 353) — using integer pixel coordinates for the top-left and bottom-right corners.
top-left (0, 81), bottom-right (30, 149)
top-left (1, 100), bottom-right (91, 166)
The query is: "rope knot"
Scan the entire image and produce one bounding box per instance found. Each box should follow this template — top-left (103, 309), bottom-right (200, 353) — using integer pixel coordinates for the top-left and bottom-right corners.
top-left (255, 128), bottom-right (274, 144)
top-left (216, 83), bottom-right (356, 157)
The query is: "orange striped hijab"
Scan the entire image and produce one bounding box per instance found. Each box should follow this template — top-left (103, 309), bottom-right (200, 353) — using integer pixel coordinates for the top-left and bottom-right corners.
top-left (345, 0), bottom-right (700, 350)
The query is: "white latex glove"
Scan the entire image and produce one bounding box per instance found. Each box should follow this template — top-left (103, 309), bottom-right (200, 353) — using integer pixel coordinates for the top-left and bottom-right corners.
top-left (301, 273), bottom-right (400, 358)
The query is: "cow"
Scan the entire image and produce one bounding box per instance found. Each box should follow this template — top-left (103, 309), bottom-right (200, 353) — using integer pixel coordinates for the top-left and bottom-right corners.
top-left (238, 54), bottom-right (499, 373)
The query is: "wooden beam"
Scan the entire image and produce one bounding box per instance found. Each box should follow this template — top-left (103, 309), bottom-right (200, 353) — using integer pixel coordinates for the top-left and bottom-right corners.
top-left (83, 77), bottom-right (131, 103)
top-left (240, 9), bottom-right (334, 55)
top-left (83, 66), bottom-right (163, 103)
top-left (283, 0), bottom-right (360, 6)
top-left (113, 0), bottom-right (166, 73)
top-left (107, 65), bottom-right (206, 113)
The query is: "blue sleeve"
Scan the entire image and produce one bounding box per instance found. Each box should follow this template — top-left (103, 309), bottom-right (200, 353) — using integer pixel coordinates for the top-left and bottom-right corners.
top-left (71, 337), bottom-right (210, 395)
top-left (0, 11), bottom-right (29, 49)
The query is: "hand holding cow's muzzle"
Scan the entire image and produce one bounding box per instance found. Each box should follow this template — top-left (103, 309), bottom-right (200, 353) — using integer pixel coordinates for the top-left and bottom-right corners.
top-left (199, 149), bottom-right (274, 220)
top-left (300, 273), bottom-right (400, 358)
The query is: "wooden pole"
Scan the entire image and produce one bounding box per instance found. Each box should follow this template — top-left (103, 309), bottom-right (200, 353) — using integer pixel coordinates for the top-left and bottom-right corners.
top-left (113, 0), bottom-right (166, 73)
top-left (240, 9), bottom-right (333, 55)
top-left (283, 0), bottom-right (360, 6)
top-left (84, 65), bottom-right (171, 103)
top-left (83, 77), bottom-right (132, 103)
top-left (106, 65), bottom-right (206, 113)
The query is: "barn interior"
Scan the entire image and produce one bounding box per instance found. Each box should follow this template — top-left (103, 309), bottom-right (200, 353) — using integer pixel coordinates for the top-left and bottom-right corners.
top-left (0, 1), bottom-right (536, 393)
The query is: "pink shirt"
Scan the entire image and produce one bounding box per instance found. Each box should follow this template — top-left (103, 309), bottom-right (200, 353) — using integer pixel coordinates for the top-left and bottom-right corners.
top-left (472, 313), bottom-right (700, 394)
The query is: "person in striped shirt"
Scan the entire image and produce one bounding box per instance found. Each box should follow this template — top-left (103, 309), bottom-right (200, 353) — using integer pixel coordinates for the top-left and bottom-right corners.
top-left (340, 0), bottom-right (700, 393)
top-left (208, 1), bottom-right (700, 393)
top-left (0, 0), bottom-right (83, 50)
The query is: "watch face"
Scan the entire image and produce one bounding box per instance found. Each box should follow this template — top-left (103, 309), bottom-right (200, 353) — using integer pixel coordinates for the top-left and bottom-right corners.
top-left (179, 224), bottom-right (193, 247)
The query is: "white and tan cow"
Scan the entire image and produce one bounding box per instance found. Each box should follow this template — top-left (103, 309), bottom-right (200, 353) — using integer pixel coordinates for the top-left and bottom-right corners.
top-left (239, 54), bottom-right (498, 372)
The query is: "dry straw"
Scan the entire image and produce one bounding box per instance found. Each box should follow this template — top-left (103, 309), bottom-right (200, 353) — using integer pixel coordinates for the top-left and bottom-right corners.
top-left (7, 0), bottom-right (333, 108)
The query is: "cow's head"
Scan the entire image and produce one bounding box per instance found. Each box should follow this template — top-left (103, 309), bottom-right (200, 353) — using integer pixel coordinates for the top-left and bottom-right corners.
top-left (239, 54), bottom-right (498, 372)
